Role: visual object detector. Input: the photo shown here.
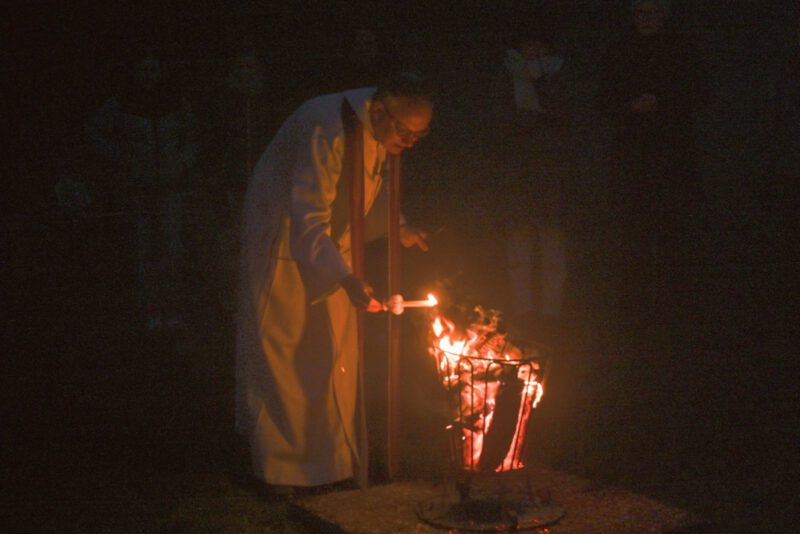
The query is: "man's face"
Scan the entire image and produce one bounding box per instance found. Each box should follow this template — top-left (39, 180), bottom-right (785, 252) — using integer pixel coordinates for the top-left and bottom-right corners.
top-left (634, 1), bottom-right (666, 36)
top-left (370, 96), bottom-right (433, 156)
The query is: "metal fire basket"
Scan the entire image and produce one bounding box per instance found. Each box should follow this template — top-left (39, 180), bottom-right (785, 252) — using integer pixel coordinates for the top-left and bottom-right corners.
top-left (417, 330), bottom-right (564, 531)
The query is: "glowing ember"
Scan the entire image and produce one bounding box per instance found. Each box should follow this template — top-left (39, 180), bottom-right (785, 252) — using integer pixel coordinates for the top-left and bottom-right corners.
top-left (429, 306), bottom-right (544, 472)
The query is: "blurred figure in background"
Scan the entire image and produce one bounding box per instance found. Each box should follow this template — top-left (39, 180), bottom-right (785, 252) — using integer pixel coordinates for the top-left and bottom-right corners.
top-left (86, 48), bottom-right (198, 332)
top-left (501, 30), bottom-right (563, 129)
top-left (207, 44), bottom-right (277, 187)
top-left (493, 25), bottom-right (568, 340)
top-left (595, 0), bottom-right (706, 338)
top-left (203, 44), bottom-right (278, 320)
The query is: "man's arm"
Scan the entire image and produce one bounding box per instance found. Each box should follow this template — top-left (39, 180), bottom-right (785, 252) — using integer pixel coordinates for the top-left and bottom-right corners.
top-left (288, 122), bottom-right (352, 303)
top-left (288, 121), bottom-right (378, 308)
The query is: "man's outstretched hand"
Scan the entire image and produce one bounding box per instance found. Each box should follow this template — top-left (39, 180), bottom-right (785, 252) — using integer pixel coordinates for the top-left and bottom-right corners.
top-left (340, 274), bottom-right (380, 310)
top-left (399, 225), bottom-right (429, 251)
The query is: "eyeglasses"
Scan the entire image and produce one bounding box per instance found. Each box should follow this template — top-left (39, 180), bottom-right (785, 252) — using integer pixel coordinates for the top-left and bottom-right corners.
top-left (384, 107), bottom-right (430, 142)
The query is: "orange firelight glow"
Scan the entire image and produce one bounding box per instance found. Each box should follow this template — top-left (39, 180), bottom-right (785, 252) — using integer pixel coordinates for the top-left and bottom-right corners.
top-left (429, 310), bottom-right (544, 472)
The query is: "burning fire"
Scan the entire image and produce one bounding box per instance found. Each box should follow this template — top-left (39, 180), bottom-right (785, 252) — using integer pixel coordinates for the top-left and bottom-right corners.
top-left (429, 307), bottom-right (544, 472)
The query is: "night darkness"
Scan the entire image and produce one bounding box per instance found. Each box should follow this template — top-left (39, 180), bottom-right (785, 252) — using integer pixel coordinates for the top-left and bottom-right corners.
top-left (5, 1), bottom-right (799, 532)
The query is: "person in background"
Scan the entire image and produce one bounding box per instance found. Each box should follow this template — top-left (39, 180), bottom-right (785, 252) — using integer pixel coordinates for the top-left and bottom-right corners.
top-left (208, 45), bottom-right (278, 187)
top-left (494, 27), bottom-right (568, 339)
top-left (235, 72), bottom-right (431, 496)
top-left (501, 30), bottom-right (564, 129)
top-left (595, 0), bottom-right (707, 336)
top-left (86, 48), bottom-right (198, 331)
top-left (203, 44), bottom-right (278, 320)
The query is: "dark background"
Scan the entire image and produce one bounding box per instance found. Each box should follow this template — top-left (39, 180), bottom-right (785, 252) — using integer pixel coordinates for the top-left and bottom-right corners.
top-left (4, 1), bottom-right (799, 531)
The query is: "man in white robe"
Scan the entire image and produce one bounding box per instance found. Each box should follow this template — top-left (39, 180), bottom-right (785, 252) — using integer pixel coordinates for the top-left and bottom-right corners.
top-left (236, 73), bottom-right (432, 491)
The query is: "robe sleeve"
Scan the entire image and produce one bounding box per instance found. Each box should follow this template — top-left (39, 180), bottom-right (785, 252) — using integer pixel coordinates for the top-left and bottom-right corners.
top-left (289, 123), bottom-right (351, 303)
